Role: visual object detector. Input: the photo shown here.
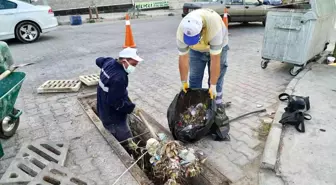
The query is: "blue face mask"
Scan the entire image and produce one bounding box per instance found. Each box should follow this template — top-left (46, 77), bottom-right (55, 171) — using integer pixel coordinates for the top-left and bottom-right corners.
top-left (123, 60), bottom-right (136, 74)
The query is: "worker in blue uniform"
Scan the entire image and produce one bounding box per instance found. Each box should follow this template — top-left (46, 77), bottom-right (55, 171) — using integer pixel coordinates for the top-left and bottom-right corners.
top-left (96, 47), bottom-right (144, 142)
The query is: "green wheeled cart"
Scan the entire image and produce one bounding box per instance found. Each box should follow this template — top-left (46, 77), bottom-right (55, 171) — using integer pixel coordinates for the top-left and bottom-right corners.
top-left (0, 41), bottom-right (26, 140)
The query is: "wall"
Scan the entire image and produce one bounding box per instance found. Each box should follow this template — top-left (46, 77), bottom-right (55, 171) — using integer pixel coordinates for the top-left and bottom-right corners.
top-left (33, 0), bottom-right (190, 11)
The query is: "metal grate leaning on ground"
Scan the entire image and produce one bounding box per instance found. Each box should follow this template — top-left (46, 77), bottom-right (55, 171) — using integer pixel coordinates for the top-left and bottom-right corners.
top-left (79, 74), bottom-right (100, 86)
top-left (27, 162), bottom-right (91, 185)
top-left (37, 80), bottom-right (81, 93)
top-left (0, 141), bottom-right (69, 184)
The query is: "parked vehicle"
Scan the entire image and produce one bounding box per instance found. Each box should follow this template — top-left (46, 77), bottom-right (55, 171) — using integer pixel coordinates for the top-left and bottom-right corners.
top-left (0, 0), bottom-right (58, 43)
top-left (182, 0), bottom-right (275, 26)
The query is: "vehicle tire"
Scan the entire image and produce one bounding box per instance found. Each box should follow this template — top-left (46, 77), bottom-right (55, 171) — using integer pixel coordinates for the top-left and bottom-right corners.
top-left (261, 60), bottom-right (269, 69)
top-left (262, 20), bottom-right (266, 27)
top-left (0, 109), bottom-right (20, 139)
top-left (15, 22), bottom-right (40, 43)
top-left (289, 67), bottom-right (301, 76)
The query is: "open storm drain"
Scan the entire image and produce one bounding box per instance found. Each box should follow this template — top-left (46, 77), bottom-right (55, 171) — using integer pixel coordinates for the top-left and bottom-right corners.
top-left (78, 93), bottom-right (230, 185)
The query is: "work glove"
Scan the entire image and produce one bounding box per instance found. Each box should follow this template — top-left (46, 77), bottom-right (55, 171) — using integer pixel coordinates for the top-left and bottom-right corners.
top-left (209, 85), bottom-right (217, 99)
top-left (181, 81), bottom-right (189, 93)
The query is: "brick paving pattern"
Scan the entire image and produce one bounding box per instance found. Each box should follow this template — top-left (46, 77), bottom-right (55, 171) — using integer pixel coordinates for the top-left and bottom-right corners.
top-left (0, 17), bottom-right (292, 184)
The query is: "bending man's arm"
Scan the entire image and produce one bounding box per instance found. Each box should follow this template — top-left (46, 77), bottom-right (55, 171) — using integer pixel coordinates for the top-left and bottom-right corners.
top-left (177, 39), bottom-right (190, 82)
top-left (210, 54), bottom-right (220, 85)
top-left (209, 28), bottom-right (226, 85)
top-left (179, 54), bottom-right (189, 82)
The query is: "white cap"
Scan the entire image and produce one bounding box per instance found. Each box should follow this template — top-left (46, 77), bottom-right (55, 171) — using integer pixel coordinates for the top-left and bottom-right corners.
top-left (181, 13), bottom-right (203, 45)
top-left (119, 47), bottom-right (144, 62)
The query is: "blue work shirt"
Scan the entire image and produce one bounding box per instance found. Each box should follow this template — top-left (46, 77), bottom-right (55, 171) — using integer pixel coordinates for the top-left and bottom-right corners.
top-left (96, 57), bottom-right (135, 128)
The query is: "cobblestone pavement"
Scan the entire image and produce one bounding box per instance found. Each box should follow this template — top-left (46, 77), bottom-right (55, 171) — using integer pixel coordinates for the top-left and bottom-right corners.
top-left (0, 16), bottom-right (293, 184)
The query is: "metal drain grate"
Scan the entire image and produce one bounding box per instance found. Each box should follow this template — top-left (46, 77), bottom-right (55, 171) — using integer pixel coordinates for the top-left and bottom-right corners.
top-left (37, 80), bottom-right (81, 93)
top-left (79, 74), bottom-right (99, 86)
top-left (0, 141), bottom-right (69, 184)
top-left (27, 162), bottom-right (91, 185)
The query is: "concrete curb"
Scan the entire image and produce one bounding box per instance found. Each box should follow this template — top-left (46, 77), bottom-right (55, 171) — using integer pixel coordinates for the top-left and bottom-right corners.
top-left (57, 11), bottom-right (177, 25)
top-left (259, 55), bottom-right (330, 185)
top-left (260, 61), bottom-right (317, 170)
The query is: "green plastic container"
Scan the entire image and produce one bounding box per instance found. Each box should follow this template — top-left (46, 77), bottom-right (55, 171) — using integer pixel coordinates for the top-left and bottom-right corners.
top-left (0, 72), bottom-right (26, 121)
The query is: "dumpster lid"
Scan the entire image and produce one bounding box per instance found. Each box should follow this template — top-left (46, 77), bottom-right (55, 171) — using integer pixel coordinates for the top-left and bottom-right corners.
top-left (310, 0), bottom-right (336, 17)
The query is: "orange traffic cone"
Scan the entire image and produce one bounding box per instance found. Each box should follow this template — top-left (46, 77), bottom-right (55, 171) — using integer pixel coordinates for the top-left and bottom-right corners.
top-left (123, 14), bottom-right (136, 48)
top-left (223, 8), bottom-right (229, 29)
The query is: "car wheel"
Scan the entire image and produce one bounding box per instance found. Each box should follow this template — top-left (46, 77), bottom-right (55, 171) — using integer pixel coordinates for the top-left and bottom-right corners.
top-left (15, 22), bottom-right (40, 43)
top-left (262, 20), bottom-right (266, 27)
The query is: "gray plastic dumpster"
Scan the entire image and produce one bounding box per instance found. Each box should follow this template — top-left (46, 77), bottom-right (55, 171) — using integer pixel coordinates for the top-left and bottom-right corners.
top-left (260, 0), bottom-right (336, 76)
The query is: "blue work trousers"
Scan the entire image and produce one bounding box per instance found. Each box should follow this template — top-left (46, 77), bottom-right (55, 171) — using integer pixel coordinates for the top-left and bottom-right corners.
top-left (189, 45), bottom-right (229, 104)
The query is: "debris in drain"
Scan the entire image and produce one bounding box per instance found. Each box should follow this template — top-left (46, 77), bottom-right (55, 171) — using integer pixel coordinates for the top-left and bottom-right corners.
top-left (179, 103), bottom-right (209, 130)
top-left (128, 133), bottom-right (206, 185)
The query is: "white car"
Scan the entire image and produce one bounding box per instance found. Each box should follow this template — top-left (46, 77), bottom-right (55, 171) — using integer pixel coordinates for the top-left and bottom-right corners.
top-left (0, 0), bottom-right (58, 43)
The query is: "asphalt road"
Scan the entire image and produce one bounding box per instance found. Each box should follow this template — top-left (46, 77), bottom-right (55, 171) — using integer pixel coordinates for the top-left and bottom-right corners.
top-left (1, 16), bottom-right (294, 184)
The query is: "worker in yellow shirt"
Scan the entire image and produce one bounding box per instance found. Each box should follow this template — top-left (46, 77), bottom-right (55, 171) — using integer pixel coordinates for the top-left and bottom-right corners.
top-left (176, 8), bottom-right (230, 141)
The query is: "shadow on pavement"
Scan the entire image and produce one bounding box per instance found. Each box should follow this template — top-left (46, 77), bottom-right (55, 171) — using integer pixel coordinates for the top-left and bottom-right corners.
top-left (228, 22), bottom-right (264, 29)
top-left (4, 35), bottom-right (57, 46)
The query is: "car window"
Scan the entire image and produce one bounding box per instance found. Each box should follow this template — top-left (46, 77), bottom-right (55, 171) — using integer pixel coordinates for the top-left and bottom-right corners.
top-left (245, 0), bottom-right (260, 5)
top-left (0, 0), bottom-right (18, 10)
top-left (225, 0), bottom-right (243, 5)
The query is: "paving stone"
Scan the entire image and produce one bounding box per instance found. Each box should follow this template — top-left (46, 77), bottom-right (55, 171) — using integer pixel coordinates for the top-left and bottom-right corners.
top-left (76, 158), bottom-right (98, 174)
top-left (55, 114), bottom-right (71, 123)
top-left (237, 134), bottom-right (261, 149)
top-left (236, 144), bottom-right (260, 161)
top-left (27, 162), bottom-right (92, 185)
top-left (69, 146), bottom-right (91, 163)
top-left (17, 128), bottom-right (32, 140)
top-left (30, 127), bottom-right (48, 140)
top-left (81, 170), bottom-right (105, 185)
top-left (0, 135), bottom-right (17, 149)
top-left (52, 108), bottom-right (67, 116)
top-left (24, 108), bottom-right (39, 116)
top-left (37, 80), bottom-right (82, 94)
top-left (240, 126), bottom-right (259, 138)
top-left (233, 155), bottom-right (250, 166)
top-left (0, 147), bottom-right (17, 160)
top-left (0, 158), bottom-right (13, 175)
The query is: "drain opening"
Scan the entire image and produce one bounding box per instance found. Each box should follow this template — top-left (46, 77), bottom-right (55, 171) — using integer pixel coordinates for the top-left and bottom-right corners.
top-left (40, 144), bottom-right (61, 156)
top-left (9, 173), bottom-right (18, 178)
top-left (27, 145), bottom-right (58, 163)
top-left (30, 158), bottom-right (46, 169)
top-left (70, 177), bottom-right (88, 185)
top-left (23, 153), bottom-right (29, 157)
top-left (43, 176), bottom-right (61, 185)
top-left (50, 169), bottom-right (67, 177)
top-left (17, 163), bottom-right (37, 177)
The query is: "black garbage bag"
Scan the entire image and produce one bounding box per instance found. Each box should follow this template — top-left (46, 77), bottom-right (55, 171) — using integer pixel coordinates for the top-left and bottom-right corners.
top-left (167, 88), bottom-right (216, 143)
